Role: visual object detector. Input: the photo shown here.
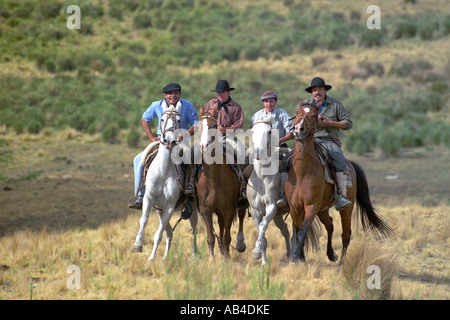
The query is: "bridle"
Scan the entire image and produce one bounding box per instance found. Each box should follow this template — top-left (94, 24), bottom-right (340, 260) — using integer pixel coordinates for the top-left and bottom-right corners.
top-left (252, 120), bottom-right (273, 158)
top-left (200, 114), bottom-right (218, 129)
top-left (293, 111), bottom-right (317, 144)
top-left (159, 109), bottom-right (181, 149)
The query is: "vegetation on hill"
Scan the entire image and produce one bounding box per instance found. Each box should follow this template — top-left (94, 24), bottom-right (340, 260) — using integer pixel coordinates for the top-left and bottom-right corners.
top-left (0, 0), bottom-right (449, 156)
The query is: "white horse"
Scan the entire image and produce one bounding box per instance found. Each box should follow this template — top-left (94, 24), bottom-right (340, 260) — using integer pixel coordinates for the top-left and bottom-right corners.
top-left (247, 115), bottom-right (291, 265)
top-left (132, 106), bottom-right (198, 261)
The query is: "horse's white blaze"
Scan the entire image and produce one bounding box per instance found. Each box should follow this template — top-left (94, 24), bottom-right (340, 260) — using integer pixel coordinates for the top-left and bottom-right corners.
top-left (200, 118), bottom-right (209, 148)
top-left (304, 107), bottom-right (311, 113)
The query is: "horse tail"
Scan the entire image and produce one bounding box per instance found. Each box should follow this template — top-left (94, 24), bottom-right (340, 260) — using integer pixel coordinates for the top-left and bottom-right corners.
top-left (304, 217), bottom-right (321, 253)
top-left (351, 160), bottom-right (394, 239)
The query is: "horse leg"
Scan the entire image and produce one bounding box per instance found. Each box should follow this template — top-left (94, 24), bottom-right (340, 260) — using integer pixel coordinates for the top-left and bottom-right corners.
top-left (149, 206), bottom-right (173, 261)
top-left (236, 208), bottom-right (247, 253)
top-left (189, 206), bottom-right (199, 257)
top-left (339, 206), bottom-right (353, 264)
top-left (251, 210), bottom-right (264, 261)
top-left (217, 214), bottom-right (225, 256)
top-left (291, 207), bottom-right (316, 263)
top-left (222, 214), bottom-right (234, 259)
top-left (132, 194), bottom-right (152, 252)
top-left (273, 212), bottom-right (291, 259)
top-left (290, 221), bottom-right (298, 259)
top-left (256, 204), bottom-right (277, 265)
top-left (162, 222), bottom-right (173, 260)
top-left (317, 210), bottom-right (338, 262)
top-left (200, 210), bottom-right (215, 259)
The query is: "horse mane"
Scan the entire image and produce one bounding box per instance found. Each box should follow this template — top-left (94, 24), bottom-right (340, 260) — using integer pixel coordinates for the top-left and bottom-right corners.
top-left (253, 113), bottom-right (276, 127)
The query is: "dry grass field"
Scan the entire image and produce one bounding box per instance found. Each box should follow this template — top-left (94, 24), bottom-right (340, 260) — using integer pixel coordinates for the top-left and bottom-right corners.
top-left (0, 131), bottom-right (448, 300)
top-left (0, 0), bottom-right (449, 303)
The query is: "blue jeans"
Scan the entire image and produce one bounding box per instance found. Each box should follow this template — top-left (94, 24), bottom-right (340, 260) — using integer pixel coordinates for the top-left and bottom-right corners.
top-left (133, 152), bottom-right (145, 197)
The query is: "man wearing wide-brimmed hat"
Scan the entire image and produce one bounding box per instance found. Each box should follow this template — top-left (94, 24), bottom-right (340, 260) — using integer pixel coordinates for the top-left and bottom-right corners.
top-left (303, 77), bottom-right (353, 211)
top-left (181, 80), bottom-right (247, 219)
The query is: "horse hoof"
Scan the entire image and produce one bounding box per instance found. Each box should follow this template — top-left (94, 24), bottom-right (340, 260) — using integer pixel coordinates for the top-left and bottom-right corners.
top-left (290, 256), bottom-right (306, 264)
top-left (131, 245), bottom-right (143, 253)
top-left (252, 251), bottom-right (262, 260)
top-left (328, 253), bottom-right (339, 262)
top-left (236, 242), bottom-right (246, 253)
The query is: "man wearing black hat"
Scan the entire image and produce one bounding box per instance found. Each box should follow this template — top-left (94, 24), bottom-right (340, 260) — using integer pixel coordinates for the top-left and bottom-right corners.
top-left (181, 80), bottom-right (247, 219)
top-left (303, 77), bottom-right (353, 211)
top-left (128, 83), bottom-right (198, 210)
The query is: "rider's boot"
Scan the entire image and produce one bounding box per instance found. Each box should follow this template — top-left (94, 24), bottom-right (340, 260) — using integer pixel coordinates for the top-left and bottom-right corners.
top-left (237, 167), bottom-right (249, 210)
top-left (184, 165), bottom-right (195, 196)
top-left (181, 196), bottom-right (194, 220)
top-left (181, 165), bottom-right (196, 219)
top-left (128, 195), bottom-right (143, 210)
top-left (335, 172), bottom-right (352, 211)
top-left (276, 172), bottom-right (289, 209)
top-left (243, 164), bottom-right (253, 179)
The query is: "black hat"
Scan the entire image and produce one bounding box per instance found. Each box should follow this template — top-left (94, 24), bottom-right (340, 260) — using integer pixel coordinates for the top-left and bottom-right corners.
top-left (305, 77), bottom-right (332, 93)
top-left (211, 80), bottom-right (235, 92)
top-left (163, 83), bottom-right (181, 93)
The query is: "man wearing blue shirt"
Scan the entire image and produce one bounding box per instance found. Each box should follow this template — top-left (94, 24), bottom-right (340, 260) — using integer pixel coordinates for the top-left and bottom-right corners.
top-left (128, 83), bottom-right (199, 209)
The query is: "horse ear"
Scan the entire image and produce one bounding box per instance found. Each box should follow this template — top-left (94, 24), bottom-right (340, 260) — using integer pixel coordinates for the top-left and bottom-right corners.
top-left (298, 99), bottom-right (303, 106)
top-left (199, 104), bottom-right (204, 116)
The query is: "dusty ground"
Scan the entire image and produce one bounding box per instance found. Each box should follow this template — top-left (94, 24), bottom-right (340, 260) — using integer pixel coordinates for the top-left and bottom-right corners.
top-left (0, 132), bottom-right (449, 237)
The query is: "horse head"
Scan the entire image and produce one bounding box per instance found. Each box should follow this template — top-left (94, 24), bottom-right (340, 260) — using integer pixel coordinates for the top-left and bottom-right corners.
top-left (160, 106), bottom-right (181, 151)
top-left (293, 104), bottom-right (318, 143)
top-left (199, 105), bottom-right (218, 151)
top-left (251, 114), bottom-right (275, 161)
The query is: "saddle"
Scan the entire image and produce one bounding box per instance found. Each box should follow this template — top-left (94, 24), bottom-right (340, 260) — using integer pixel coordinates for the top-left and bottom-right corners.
top-left (139, 142), bottom-right (187, 209)
top-left (314, 141), bottom-right (353, 188)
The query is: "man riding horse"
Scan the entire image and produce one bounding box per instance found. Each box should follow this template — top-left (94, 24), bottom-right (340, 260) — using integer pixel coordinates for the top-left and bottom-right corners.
top-left (181, 80), bottom-right (248, 219)
top-left (248, 90), bottom-right (294, 209)
top-left (128, 83), bottom-right (199, 210)
top-left (303, 77), bottom-right (353, 210)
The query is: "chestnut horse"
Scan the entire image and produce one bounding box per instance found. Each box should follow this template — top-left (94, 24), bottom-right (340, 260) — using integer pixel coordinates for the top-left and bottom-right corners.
top-left (195, 105), bottom-right (246, 258)
top-left (285, 104), bottom-right (393, 264)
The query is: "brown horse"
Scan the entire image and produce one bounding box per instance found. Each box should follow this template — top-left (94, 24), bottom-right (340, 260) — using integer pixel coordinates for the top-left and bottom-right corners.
top-left (285, 104), bottom-right (393, 264)
top-left (195, 105), bottom-right (246, 258)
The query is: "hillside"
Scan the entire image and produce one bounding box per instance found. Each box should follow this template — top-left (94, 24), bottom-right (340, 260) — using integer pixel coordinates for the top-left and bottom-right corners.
top-left (0, 0), bottom-right (449, 157)
top-left (0, 0), bottom-right (449, 301)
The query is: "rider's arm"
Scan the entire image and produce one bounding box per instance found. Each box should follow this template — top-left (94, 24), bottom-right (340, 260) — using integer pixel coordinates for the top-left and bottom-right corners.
top-left (141, 117), bottom-right (157, 142)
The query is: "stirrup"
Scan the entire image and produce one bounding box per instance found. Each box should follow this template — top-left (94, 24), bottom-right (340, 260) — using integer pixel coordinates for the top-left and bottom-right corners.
top-left (335, 197), bottom-right (352, 211)
top-left (276, 196), bottom-right (288, 209)
top-left (184, 184), bottom-right (194, 195)
top-left (128, 198), bottom-right (143, 210)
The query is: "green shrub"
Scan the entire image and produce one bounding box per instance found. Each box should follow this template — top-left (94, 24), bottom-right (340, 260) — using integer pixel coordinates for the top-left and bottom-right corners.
top-left (102, 124), bottom-right (119, 143)
top-left (389, 58), bottom-right (432, 77)
top-left (359, 29), bottom-right (386, 48)
top-left (126, 128), bottom-right (141, 147)
top-left (378, 127), bottom-right (402, 157)
top-left (442, 16), bottom-right (450, 36)
top-left (133, 15), bottom-right (152, 29)
top-left (394, 20), bottom-right (417, 39)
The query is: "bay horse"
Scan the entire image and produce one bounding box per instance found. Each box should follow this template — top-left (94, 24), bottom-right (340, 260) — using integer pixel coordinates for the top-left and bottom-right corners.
top-left (285, 104), bottom-right (393, 264)
top-left (132, 106), bottom-right (198, 261)
top-left (247, 114), bottom-right (291, 265)
top-left (195, 105), bottom-right (246, 258)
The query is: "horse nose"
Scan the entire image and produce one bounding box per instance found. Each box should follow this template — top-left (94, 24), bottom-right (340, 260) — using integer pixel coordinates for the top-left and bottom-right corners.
top-left (255, 146), bottom-right (262, 160)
